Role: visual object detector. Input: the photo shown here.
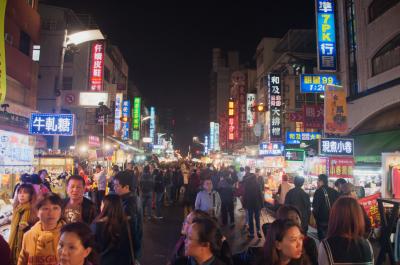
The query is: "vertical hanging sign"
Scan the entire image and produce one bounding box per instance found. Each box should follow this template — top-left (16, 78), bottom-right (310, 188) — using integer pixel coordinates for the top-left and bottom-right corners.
top-left (89, 41), bottom-right (105, 91)
top-left (0, 0), bottom-right (6, 103)
top-left (132, 97), bottom-right (141, 141)
top-left (268, 74), bottom-right (282, 141)
top-left (324, 85), bottom-right (348, 134)
top-left (228, 99), bottom-right (235, 141)
top-left (210, 122), bottom-right (215, 150)
top-left (316, 0), bottom-right (337, 71)
top-left (150, 107), bottom-right (155, 144)
top-left (114, 93), bottom-right (123, 135)
top-left (246, 93), bottom-right (256, 127)
top-left (214, 123), bottom-right (220, 151)
top-left (121, 100), bottom-right (130, 140)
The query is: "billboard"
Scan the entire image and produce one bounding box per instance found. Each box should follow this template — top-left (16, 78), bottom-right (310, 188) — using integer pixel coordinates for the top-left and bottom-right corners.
top-left (259, 142), bottom-right (284, 156)
top-left (210, 122), bottom-right (215, 150)
top-left (89, 41), bottom-right (105, 91)
top-left (150, 107), bottom-right (155, 143)
top-left (268, 73), bottom-right (282, 141)
top-left (29, 113), bottom-right (74, 136)
top-left (79, 92), bottom-right (108, 107)
top-left (121, 100), bottom-right (130, 139)
top-left (0, 130), bottom-right (34, 166)
top-left (214, 122), bottom-right (220, 151)
top-left (204, 135), bottom-right (209, 155)
top-left (228, 100), bottom-right (235, 141)
top-left (329, 156), bottom-right (354, 178)
top-left (324, 85), bottom-right (348, 134)
top-left (0, 0), bottom-right (7, 103)
top-left (246, 93), bottom-right (256, 126)
top-left (319, 138), bottom-right (354, 156)
top-left (316, 0), bottom-right (337, 71)
top-left (114, 93), bottom-right (123, 135)
top-left (300, 74), bottom-right (338, 93)
top-left (132, 97), bottom-right (141, 141)
top-left (284, 149), bottom-right (305, 162)
top-left (286, 132), bottom-right (322, 144)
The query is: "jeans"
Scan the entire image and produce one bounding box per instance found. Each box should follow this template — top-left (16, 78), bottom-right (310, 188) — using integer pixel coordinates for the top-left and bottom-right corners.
top-left (221, 201), bottom-right (234, 225)
top-left (155, 192), bottom-right (164, 217)
top-left (248, 207), bottom-right (261, 235)
top-left (142, 192), bottom-right (152, 217)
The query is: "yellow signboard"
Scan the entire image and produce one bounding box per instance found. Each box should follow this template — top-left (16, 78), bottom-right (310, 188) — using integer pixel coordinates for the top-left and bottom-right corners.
top-left (324, 85), bottom-right (348, 134)
top-left (0, 0), bottom-right (6, 103)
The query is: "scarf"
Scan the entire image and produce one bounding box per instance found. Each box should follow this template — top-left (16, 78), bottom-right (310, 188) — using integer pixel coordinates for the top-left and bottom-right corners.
top-left (9, 203), bottom-right (32, 265)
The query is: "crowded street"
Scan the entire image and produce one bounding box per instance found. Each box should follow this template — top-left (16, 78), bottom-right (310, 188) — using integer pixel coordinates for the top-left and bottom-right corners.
top-left (1, 0), bottom-right (400, 265)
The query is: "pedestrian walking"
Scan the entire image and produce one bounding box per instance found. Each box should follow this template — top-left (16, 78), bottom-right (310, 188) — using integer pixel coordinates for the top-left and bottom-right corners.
top-left (218, 175), bottom-right (235, 227)
top-left (93, 165), bottom-right (107, 211)
top-left (63, 175), bottom-right (97, 224)
top-left (17, 193), bottom-right (65, 265)
top-left (140, 165), bottom-right (154, 219)
top-left (195, 179), bottom-right (221, 218)
top-left (184, 169), bottom-right (201, 216)
top-left (243, 167), bottom-right (263, 239)
top-left (91, 194), bottom-right (132, 265)
top-left (8, 184), bottom-right (38, 265)
top-left (312, 174), bottom-right (339, 240)
top-left (284, 176), bottom-right (311, 233)
top-left (318, 196), bottom-right (374, 265)
top-left (276, 174), bottom-right (294, 205)
top-left (164, 168), bottom-right (173, 205)
top-left (113, 171), bottom-right (143, 262)
top-left (154, 168), bottom-right (165, 219)
top-left (58, 222), bottom-right (97, 265)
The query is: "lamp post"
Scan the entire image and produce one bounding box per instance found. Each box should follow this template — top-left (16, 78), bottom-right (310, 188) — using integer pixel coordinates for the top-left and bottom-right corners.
top-left (53, 29), bottom-right (104, 150)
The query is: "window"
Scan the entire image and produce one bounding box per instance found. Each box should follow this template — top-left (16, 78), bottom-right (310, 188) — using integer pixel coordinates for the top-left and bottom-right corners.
top-left (295, 122), bottom-right (304, 132)
top-left (19, 31), bottom-right (31, 56)
top-left (346, 0), bottom-right (358, 97)
top-left (104, 66), bottom-right (110, 82)
top-left (372, 34), bottom-right (400, 76)
top-left (369, 0), bottom-right (399, 22)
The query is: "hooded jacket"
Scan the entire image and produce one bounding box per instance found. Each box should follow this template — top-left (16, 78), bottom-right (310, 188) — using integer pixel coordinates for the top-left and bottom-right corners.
top-left (17, 221), bottom-right (64, 265)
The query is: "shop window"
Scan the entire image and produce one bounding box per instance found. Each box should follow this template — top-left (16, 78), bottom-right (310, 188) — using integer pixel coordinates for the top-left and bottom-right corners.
top-left (369, 0), bottom-right (399, 22)
top-left (372, 34), bottom-right (400, 76)
top-left (19, 31), bottom-right (31, 56)
top-left (295, 122), bottom-right (304, 132)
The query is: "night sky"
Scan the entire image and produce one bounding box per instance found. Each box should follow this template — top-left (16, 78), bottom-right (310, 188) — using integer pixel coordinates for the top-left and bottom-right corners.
top-left (42, 0), bottom-right (315, 152)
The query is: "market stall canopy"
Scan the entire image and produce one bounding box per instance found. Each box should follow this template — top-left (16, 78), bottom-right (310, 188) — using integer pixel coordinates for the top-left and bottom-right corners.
top-left (353, 129), bottom-right (400, 156)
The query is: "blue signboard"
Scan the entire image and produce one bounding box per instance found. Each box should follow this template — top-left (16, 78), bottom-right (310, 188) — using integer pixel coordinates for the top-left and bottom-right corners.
top-left (259, 142), bottom-right (284, 156)
top-left (121, 100), bottom-right (130, 139)
top-left (29, 113), bottom-right (74, 136)
top-left (300, 74), bottom-right (338, 93)
top-left (286, 132), bottom-right (322, 144)
top-left (319, 138), bottom-right (354, 156)
top-left (316, 0), bottom-right (337, 71)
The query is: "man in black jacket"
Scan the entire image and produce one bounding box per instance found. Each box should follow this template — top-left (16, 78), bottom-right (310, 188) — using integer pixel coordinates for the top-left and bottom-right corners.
top-left (114, 171), bottom-right (143, 262)
top-left (312, 174), bottom-right (339, 240)
top-left (63, 175), bottom-right (97, 224)
top-left (284, 176), bottom-right (311, 233)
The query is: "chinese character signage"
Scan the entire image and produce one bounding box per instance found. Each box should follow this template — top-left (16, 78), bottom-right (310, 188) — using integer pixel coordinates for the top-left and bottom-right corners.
top-left (88, 135), bottom-right (101, 147)
top-left (319, 138), bottom-right (354, 156)
top-left (329, 156), bottom-right (354, 178)
top-left (214, 123), bottom-right (220, 151)
top-left (121, 100), bottom-right (130, 139)
top-left (284, 149), bottom-right (305, 162)
top-left (246, 93), bottom-right (256, 127)
top-left (0, 130), bottom-right (34, 166)
top-left (204, 135), bottom-right (209, 155)
top-left (259, 142), bottom-right (284, 156)
top-left (0, 0), bottom-right (7, 103)
top-left (228, 100), bottom-right (235, 141)
top-left (304, 105), bottom-right (324, 129)
top-left (316, 0), bottom-right (337, 71)
top-left (286, 132), bottom-right (322, 144)
top-left (268, 74), bottom-right (282, 141)
top-left (210, 122), bottom-right (215, 150)
top-left (358, 193), bottom-right (381, 228)
top-left (132, 97), bottom-right (141, 141)
top-left (89, 41), bottom-right (105, 91)
top-left (300, 74), bottom-right (338, 93)
top-left (324, 85), bottom-right (348, 134)
top-left (29, 113), bottom-right (74, 136)
top-left (114, 93), bottom-right (123, 135)
top-left (305, 157), bottom-right (328, 177)
top-left (150, 107), bottom-right (155, 143)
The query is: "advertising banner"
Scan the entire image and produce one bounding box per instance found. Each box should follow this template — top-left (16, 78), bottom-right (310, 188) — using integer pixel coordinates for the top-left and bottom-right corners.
top-left (121, 100), bottom-right (130, 139)
top-left (268, 73), bottom-right (282, 141)
top-left (286, 132), bottom-right (322, 144)
top-left (246, 93), bottom-right (256, 127)
top-left (0, 0), bottom-right (6, 103)
top-left (304, 157), bottom-right (328, 177)
top-left (259, 142), bottom-right (284, 156)
top-left (316, 0), bottom-right (337, 71)
top-left (0, 130), bottom-right (34, 166)
top-left (319, 138), bottom-right (354, 156)
top-left (204, 135), bottom-right (209, 155)
top-left (132, 97), bottom-right (141, 141)
top-left (304, 105), bottom-right (324, 129)
top-left (150, 107), bottom-right (155, 143)
top-left (210, 122), bottom-right (215, 150)
top-left (324, 85), bottom-right (348, 134)
top-left (29, 113), bottom-right (74, 136)
top-left (89, 41), bottom-right (105, 91)
top-left (358, 193), bottom-right (381, 228)
top-left (300, 74), bottom-right (338, 93)
top-left (228, 100), bottom-right (235, 141)
top-left (328, 156), bottom-right (354, 178)
top-left (114, 93), bottom-right (123, 135)
top-left (214, 123), bottom-right (220, 151)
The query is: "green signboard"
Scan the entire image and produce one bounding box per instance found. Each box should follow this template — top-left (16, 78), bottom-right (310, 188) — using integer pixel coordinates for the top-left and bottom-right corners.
top-left (284, 149), bottom-right (305, 162)
top-left (132, 97), bottom-right (141, 140)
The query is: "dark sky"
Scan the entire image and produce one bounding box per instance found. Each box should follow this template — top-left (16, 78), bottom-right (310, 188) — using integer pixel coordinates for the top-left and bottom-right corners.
top-left (43, 0), bottom-right (315, 152)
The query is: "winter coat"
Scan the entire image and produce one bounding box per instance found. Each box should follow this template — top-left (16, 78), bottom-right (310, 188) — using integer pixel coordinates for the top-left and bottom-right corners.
top-left (243, 174), bottom-right (264, 210)
top-left (120, 192), bottom-right (143, 259)
top-left (17, 221), bottom-right (64, 265)
top-left (285, 187), bottom-right (311, 233)
top-left (218, 179), bottom-right (234, 204)
top-left (154, 172), bottom-right (165, 193)
top-left (62, 197), bottom-right (97, 225)
top-left (312, 185), bottom-right (339, 225)
top-left (140, 173), bottom-right (154, 194)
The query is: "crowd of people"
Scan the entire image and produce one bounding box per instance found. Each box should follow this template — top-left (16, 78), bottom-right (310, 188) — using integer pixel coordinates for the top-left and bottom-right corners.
top-left (0, 160), bottom-right (376, 265)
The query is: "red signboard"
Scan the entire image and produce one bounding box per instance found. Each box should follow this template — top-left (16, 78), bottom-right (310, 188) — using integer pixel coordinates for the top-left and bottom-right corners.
top-left (89, 42), bottom-right (104, 91)
top-left (228, 100), bottom-right (235, 141)
top-left (358, 193), bottom-right (381, 228)
top-left (328, 156), bottom-right (354, 178)
top-left (303, 105), bottom-right (323, 129)
top-left (88, 135), bottom-right (101, 147)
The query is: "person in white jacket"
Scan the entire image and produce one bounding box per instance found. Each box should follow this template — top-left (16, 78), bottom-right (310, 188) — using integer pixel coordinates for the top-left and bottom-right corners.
top-left (195, 179), bottom-right (221, 218)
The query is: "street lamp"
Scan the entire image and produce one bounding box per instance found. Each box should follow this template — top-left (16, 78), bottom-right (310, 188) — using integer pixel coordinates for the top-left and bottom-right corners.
top-left (53, 29), bottom-right (104, 150)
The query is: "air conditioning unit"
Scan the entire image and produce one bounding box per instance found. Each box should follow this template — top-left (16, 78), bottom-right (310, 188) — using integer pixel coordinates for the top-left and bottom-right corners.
top-left (5, 33), bottom-right (13, 45)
